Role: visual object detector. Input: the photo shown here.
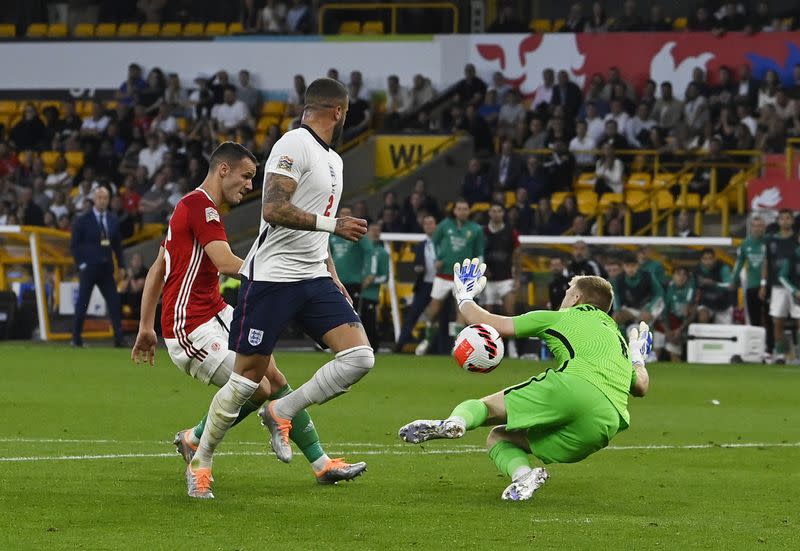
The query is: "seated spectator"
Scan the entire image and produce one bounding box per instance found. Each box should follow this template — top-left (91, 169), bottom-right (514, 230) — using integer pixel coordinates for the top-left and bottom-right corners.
top-left (10, 103), bottom-right (45, 151)
top-left (163, 73), bottom-right (189, 118)
top-left (286, 0), bottom-right (313, 34)
top-left (715, 106), bottom-right (738, 147)
top-left (676, 209), bottom-right (697, 237)
top-left (491, 139), bottom-right (525, 191)
top-left (488, 71), bottom-right (511, 99)
top-left (131, 103), bottom-right (153, 135)
top-left (737, 98), bottom-right (758, 136)
top-left (758, 69), bottom-right (781, 109)
top-left (555, 194), bottom-right (579, 229)
top-left (138, 133), bottom-right (167, 179)
top-left (211, 86), bottom-right (254, 134)
top-left (738, 63), bottom-right (760, 109)
top-left (81, 101), bottom-right (110, 136)
top-left (684, 82), bottom-right (710, 136)
top-left (460, 105), bottom-right (494, 155)
top-left (599, 119), bottom-right (630, 150)
top-left (513, 187), bottom-right (533, 233)
top-left (552, 70), bottom-right (583, 118)
top-left (32, 178), bottom-right (50, 212)
top-left (567, 213), bottom-right (590, 236)
top-left (61, 101), bottom-right (83, 135)
top-left (400, 192), bottom-right (426, 232)
top-left (734, 121), bottom-right (755, 149)
top-left (521, 155), bottom-right (550, 202)
top-left (462, 158), bottom-right (491, 205)
top-left (612, 253), bottom-right (664, 328)
top-left (543, 139), bottom-right (576, 192)
top-left (532, 68), bottom-right (555, 112)
top-left (604, 98), bottom-right (630, 134)
top-left (523, 117), bottom-right (548, 150)
top-left (690, 67), bottom-right (711, 99)
top-left (45, 156), bottom-right (71, 197)
top-left (237, 69), bottom-right (262, 117)
top-left (151, 103), bottom-right (178, 135)
top-left (710, 65), bottom-right (737, 107)
top-left (385, 75), bottom-right (412, 122)
top-left (43, 210), bottom-right (57, 229)
top-left (111, 193), bottom-right (135, 241)
top-left (347, 71), bottom-right (371, 103)
top-left (477, 89), bottom-right (501, 129)
top-left (562, 2), bottom-right (586, 32)
top-left (570, 120), bottom-right (596, 170)
top-left (532, 197), bottom-right (561, 235)
top-left (0, 143), bottom-right (18, 178)
top-left (663, 266), bottom-right (696, 362)
top-left (755, 107), bottom-right (786, 153)
top-left (19, 188), bottom-right (44, 226)
top-left (455, 64), bottom-right (487, 108)
top-left (688, 5), bottom-right (715, 31)
top-left (773, 89), bottom-right (797, 122)
top-left (139, 170), bottom-right (170, 224)
top-left (287, 74), bottom-right (306, 116)
top-left (258, 0), bottom-right (288, 33)
top-left (713, 1), bottom-right (746, 33)
top-left (583, 101), bottom-right (606, 144)
top-left (653, 82), bottom-right (683, 130)
top-left (547, 256), bottom-right (571, 310)
top-left (497, 90), bottom-right (526, 139)
top-left (626, 103), bottom-right (656, 148)
top-left (139, 68), bottom-right (166, 113)
top-left (581, 76), bottom-right (609, 118)
top-left (209, 71), bottom-right (231, 105)
top-left (189, 74), bottom-right (215, 119)
top-left (379, 205), bottom-right (403, 233)
top-left (343, 83), bottom-right (372, 142)
top-left (640, 79), bottom-right (658, 108)
top-left (602, 67), bottom-right (636, 103)
top-left (612, 0), bottom-right (643, 31)
top-left (584, 1), bottom-right (609, 32)
top-left (410, 74), bottom-right (437, 111)
top-left (594, 142), bottom-right (625, 196)
top-left (407, 179), bottom-right (440, 220)
top-left (688, 120), bottom-right (716, 152)
top-left (695, 248), bottom-right (734, 324)
top-left (644, 4), bottom-right (671, 31)
top-left (116, 63), bottom-right (146, 107)
top-left (119, 252), bottom-right (148, 318)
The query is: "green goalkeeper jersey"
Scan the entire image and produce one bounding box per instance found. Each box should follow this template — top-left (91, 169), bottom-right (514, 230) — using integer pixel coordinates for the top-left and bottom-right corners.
top-left (330, 234), bottom-right (373, 285)
top-left (432, 218), bottom-right (485, 276)
top-left (512, 305), bottom-right (632, 428)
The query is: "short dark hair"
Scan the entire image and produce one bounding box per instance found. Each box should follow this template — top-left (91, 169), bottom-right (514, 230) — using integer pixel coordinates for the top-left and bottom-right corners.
top-left (304, 78), bottom-right (348, 109)
top-left (209, 141), bottom-right (257, 169)
top-left (490, 202), bottom-right (505, 210)
top-left (779, 208), bottom-right (794, 217)
top-left (674, 266), bottom-right (688, 275)
top-left (621, 252), bottom-right (637, 265)
top-left (701, 247), bottom-right (715, 257)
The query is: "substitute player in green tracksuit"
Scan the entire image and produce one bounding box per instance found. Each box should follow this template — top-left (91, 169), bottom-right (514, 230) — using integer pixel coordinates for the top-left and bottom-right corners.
top-left (330, 206), bottom-right (374, 310)
top-left (400, 259), bottom-right (651, 501)
top-left (415, 199), bottom-right (485, 355)
top-left (730, 216), bottom-right (769, 342)
top-left (360, 224), bottom-right (390, 351)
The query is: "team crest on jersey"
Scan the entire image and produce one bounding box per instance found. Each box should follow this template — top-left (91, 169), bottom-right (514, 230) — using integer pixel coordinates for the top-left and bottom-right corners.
top-left (210, 341), bottom-right (221, 352)
top-left (248, 329), bottom-right (264, 346)
top-left (205, 207), bottom-right (220, 223)
top-left (277, 155), bottom-right (294, 170)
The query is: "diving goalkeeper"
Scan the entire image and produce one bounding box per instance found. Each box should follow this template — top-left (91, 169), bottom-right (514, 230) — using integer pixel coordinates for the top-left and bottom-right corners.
top-left (399, 258), bottom-right (651, 501)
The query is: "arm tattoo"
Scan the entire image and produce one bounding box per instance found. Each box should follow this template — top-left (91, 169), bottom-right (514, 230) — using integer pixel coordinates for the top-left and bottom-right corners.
top-left (263, 173), bottom-right (317, 230)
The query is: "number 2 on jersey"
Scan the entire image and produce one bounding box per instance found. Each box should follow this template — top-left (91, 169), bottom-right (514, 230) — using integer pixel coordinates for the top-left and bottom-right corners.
top-left (323, 194), bottom-right (334, 216)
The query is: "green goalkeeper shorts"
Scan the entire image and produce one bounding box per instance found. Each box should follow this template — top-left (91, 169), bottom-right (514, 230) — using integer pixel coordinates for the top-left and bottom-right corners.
top-left (503, 370), bottom-right (622, 464)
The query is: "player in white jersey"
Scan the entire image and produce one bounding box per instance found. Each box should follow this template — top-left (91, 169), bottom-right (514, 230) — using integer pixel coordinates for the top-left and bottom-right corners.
top-left (185, 78), bottom-right (374, 498)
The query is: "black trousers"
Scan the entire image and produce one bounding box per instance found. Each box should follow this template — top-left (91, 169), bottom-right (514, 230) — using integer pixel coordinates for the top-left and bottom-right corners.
top-left (360, 298), bottom-right (380, 351)
top-left (746, 286), bottom-right (773, 352)
top-left (344, 283), bottom-right (362, 312)
top-left (396, 282), bottom-right (433, 348)
top-left (73, 263), bottom-right (123, 344)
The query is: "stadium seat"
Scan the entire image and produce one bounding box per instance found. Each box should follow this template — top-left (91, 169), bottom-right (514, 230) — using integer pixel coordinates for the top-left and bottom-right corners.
top-left (625, 190), bottom-right (650, 213)
top-left (673, 17), bottom-right (688, 30)
top-left (675, 193), bottom-right (700, 210)
top-left (40, 151), bottom-right (60, 168)
top-left (552, 18), bottom-right (565, 31)
top-left (75, 100), bottom-right (93, 117)
top-left (504, 191), bottom-right (516, 209)
top-left (361, 21), bottom-right (385, 34)
top-left (625, 172), bottom-right (651, 190)
top-left (257, 116), bottom-right (281, 132)
top-left (160, 22), bottom-right (182, 37)
top-left (0, 101), bottom-right (17, 114)
top-left (227, 22), bottom-right (244, 34)
top-left (550, 192), bottom-right (569, 212)
top-left (47, 23), bottom-right (67, 38)
top-left (26, 23), bottom-right (47, 38)
top-left (702, 194), bottom-right (728, 211)
top-left (139, 22), bottom-right (160, 37)
top-left (205, 22), bottom-right (226, 36)
top-left (65, 151), bottom-right (85, 171)
top-left (261, 100), bottom-right (286, 117)
top-left (338, 21), bottom-right (361, 34)
top-left (73, 23), bottom-right (94, 38)
top-left (0, 24), bottom-right (15, 37)
top-left (183, 23), bottom-right (204, 37)
top-left (575, 172), bottom-right (595, 190)
top-left (95, 23), bottom-right (117, 37)
top-left (530, 19), bottom-right (552, 33)
top-left (280, 117), bottom-right (293, 133)
top-left (117, 23), bottom-right (139, 37)
top-left (576, 191), bottom-right (598, 215)
top-left (598, 193), bottom-right (624, 211)
top-left (470, 202), bottom-right (490, 213)
top-left (652, 190), bottom-right (674, 210)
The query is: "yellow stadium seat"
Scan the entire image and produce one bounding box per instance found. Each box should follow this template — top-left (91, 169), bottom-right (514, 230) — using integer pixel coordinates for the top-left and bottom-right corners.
top-left (530, 19), bottom-right (552, 33)
top-left (75, 100), bottom-right (93, 117)
top-left (652, 173), bottom-right (679, 190)
top-left (205, 22), bottom-right (227, 36)
top-left (625, 172), bottom-right (651, 189)
top-left (0, 101), bottom-right (17, 114)
top-left (176, 118), bottom-right (188, 132)
top-left (702, 194), bottom-right (728, 210)
top-left (280, 117), bottom-right (293, 133)
top-left (95, 23), bottom-right (117, 37)
top-left (653, 190), bottom-right (674, 210)
top-left (338, 21), bottom-right (361, 34)
top-left (598, 193), bottom-right (624, 211)
top-left (470, 202), bottom-right (491, 213)
top-left (576, 191), bottom-right (598, 215)
top-left (0, 24), bottom-right (15, 37)
top-left (550, 192), bottom-right (569, 212)
top-left (261, 100), bottom-right (286, 117)
top-left (117, 22), bottom-right (139, 37)
top-left (575, 172), bottom-right (595, 190)
top-left (73, 23), bottom-right (94, 38)
top-left (65, 151), bottom-right (85, 170)
top-left (40, 151), bottom-right (60, 168)
top-left (26, 23), bottom-right (47, 38)
top-left (625, 190), bottom-right (650, 213)
top-left (504, 191), bottom-right (516, 209)
top-left (552, 18), bottom-right (565, 31)
top-left (139, 22), bottom-right (160, 37)
top-left (257, 116), bottom-right (281, 132)
top-left (47, 23), bottom-right (67, 38)
top-left (673, 17), bottom-right (688, 30)
top-left (361, 21), bottom-right (385, 34)
top-left (183, 23), bottom-right (204, 37)
top-left (227, 22), bottom-right (244, 34)
top-left (675, 193), bottom-right (700, 210)
top-left (160, 22), bottom-right (182, 37)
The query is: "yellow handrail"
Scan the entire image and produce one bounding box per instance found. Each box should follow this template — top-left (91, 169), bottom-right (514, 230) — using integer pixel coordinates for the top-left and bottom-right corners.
top-left (787, 138), bottom-right (800, 179)
top-left (318, 2), bottom-right (459, 34)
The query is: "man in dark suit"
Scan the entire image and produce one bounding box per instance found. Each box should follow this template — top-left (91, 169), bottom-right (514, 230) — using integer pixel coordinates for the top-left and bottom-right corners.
top-left (394, 215), bottom-right (437, 352)
top-left (551, 70), bottom-right (583, 118)
top-left (70, 187), bottom-right (125, 347)
top-left (490, 139), bottom-right (526, 191)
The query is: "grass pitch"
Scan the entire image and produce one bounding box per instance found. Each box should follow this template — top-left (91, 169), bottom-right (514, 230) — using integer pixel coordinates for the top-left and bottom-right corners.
top-left (0, 344), bottom-right (798, 550)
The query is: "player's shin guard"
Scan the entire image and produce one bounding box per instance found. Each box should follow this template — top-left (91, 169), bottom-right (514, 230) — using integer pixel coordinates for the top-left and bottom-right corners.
top-left (449, 399), bottom-right (489, 430)
top-left (193, 372), bottom-right (259, 468)
top-left (190, 399), bottom-right (260, 444)
top-left (489, 441), bottom-right (532, 480)
top-left (273, 346), bottom-right (375, 419)
top-left (270, 384), bottom-right (326, 464)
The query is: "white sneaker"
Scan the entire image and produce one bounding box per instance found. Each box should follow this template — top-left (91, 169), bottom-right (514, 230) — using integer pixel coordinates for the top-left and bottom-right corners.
top-left (414, 339), bottom-right (430, 356)
top-left (398, 418), bottom-right (465, 444)
top-left (501, 467), bottom-right (549, 501)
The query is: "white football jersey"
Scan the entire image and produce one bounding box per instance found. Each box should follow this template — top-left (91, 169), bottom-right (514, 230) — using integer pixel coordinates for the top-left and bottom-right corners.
top-left (242, 125), bottom-right (343, 282)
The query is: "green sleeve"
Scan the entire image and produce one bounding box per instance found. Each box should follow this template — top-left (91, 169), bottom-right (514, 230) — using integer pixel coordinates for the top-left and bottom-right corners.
top-left (512, 310), bottom-right (565, 338)
top-left (432, 222), bottom-right (446, 261)
top-left (612, 278), bottom-right (622, 312)
top-left (779, 256), bottom-right (796, 294)
top-left (362, 249), bottom-right (376, 279)
top-left (662, 288), bottom-right (673, 321)
top-left (374, 250), bottom-right (389, 284)
top-left (360, 236), bottom-right (375, 256)
top-left (474, 224), bottom-right (486, 259)
top-left (645, 273), bottom-right (664, 310)
top-left (731, 243), bottom-right (745, 282)
top-left (718, 264), bottom-right (732, 285)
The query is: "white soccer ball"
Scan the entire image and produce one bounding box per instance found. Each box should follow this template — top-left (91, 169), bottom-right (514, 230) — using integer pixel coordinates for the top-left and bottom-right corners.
top-left (453, 324), bottom-right (504, 373)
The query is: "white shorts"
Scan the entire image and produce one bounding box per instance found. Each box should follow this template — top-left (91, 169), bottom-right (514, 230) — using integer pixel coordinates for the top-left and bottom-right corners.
top-left (165, 305), bottom-right (235, 386)
top-left (430, 276), bottom-right (453, 301)
top-left (696, 305), bottom-right (734, 324)
top-left (620, 298), bottom-right (665, 321)
top-left (769, 286), bottom-right (800, 319)
top-left (482, 279), bottom-right (515, 306)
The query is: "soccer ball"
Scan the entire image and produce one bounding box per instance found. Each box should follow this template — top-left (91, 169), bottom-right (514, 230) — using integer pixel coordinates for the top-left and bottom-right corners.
top-left (453, 324), bottom-right (504, 373)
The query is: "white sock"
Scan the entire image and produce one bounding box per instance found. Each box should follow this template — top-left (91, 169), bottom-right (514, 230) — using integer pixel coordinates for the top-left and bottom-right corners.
top-left (193, 372), bottom-right (259, 469)
top-left (512, 465), bottom-right (533, 481)
top-left (445, 416), bottom-right (467, 432)
top-left (311, 454), bottom-right (331, 473)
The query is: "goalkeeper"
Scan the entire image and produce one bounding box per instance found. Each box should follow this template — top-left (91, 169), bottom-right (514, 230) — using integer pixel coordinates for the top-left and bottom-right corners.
top-left (399, 258), bottom-right (651, 501)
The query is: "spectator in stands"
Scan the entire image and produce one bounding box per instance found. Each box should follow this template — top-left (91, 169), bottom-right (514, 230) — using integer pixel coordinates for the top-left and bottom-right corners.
top-left (714, 1), bottom-right (746, 33)
top-left (543, 139), bottom-right (576, 192)
top-left (139, 68), bottom-right (166, 113)
top-left (497, 90), bottom-right (525, 139)
top-left (487, 3), bottom-right (527, 32)
top-left (562, 2), bottom-right (586, 32)
top-left (43, 210), bottom-right (57, 229)
top-left (287, 74), bottom-right (306, 116)
top-left (32, 178), bottom-right (50, 213)
top-left (408, 179), bottom-right (440, 219)
top-left (400, 192), bottom-right (426, 232)
top-left (378, 205), bottom-right (403, 233)
top-left (653, 82), bottom-right (683, 130)
top-left (460, 104), bottom-right (494, 155)
top-left (734, 121), bottom-right (755, 149)
top-left (676, 209), bottom-right (696, 237)
top-left (237, 69), bottom-right (262, 117)
top-left (455, 64), bottom-right (487, 108)
top-left (521, 155), bottom-right (549, 201)
top-left (343, 84), bottom-right (372, 143)
top-left (583, 101), bottom-right (606, 145)
top-left (663, 266), bottom-right (696, 362)
top-left (645, 4), bottom-right (671, 31)
top-left (139, 169), bottom-right (170, 224)
top-left (462, 158), bottom-right (491, 205)
top-left (512, 187), bottom-right (533, 233)
top-left (612, 0), bottom-right (643, 31)
top-left (640, 79), bottom-right (658, 108)
top-left (594, 142), bottom-right (625, 196)
top-left (478, 89), bottom-right (501, 130)
top-left (612, 252), bottom-right (664, 328)
top-left (163, 73), bottom-right (189, 117)
top-left (491, 139), bottom-right (525, 191)
top-left (690, 67), bottom-right (711, 98)
top-left (410, 74), bottom-right (437, 111)
top-left (189, 74), bottom-right (215, 120)
top-left (48, 190), bottom-right (71, 223)
top-left (81, 101), bottom-right (110, 137)
top-left (286, 0), bottom-right (313, 34)
top-left (488, 72), bottom-right (511, 98)
top-left (710, 65), bottom-right (737, 107)
top-left (57, 213), bottom-right (70, 231)
top-left (738, 63), bottom-right (760, 109)
top-left (519, 117), bottom-right (545, 150)
top-left (137, 133), bottom-right (167, 179)
top-left (209, 71), bottom-right (231, 105)
top-left (773, 89), bottom-right (797, 122)
top-left (582, 75), bottom-right (609, 117)
top-left (746, 0), bottom-right (777, 33)
top-left (10, 103), bottom-right (45, 151)
top-left (18, 187), bottom-right (44, 226)
top-left (689, 5), bottom-right (715, 31)
top-left (599, 120), bottom-right (629, 150)
top-left (569, 240), bottom-right (606, 277)
top-left (756, 105), bottom-right (787, 153)
top-left (110, 193), bottom-right (135, 240)
top-left (570, 120), bottom-right (596, 170)
top-left (695, 248), bottom-right (734, 323)
top-left (211, 85), bottom-right (254, 134)
top-left (626, 102), bottom-right (656, 148)
top-left (758, 69), bottom-right (781, 109)
top-left (552, 70), bottom-right (583, 118)
top-left (151, 103), bottom-right (178, 135)
top-left (385, 75), bottom-right (411, 126)
top-left (568, 213), bottom-right (590, 236)
top-left (117, 63), bottom-right (146, 107)
top-left (605, 98), bottom-right (630, 134)
top-left (532, 68), bottom-right (555, 112)
top-left (584, 1), bottom-right (609, 32)
top-left (348, 71), bottom-right (370, 102)
top-left (119, 251), bottom-right (148, 319)
top-left (258, 0), bottom-right (288, 33)
top-left (684, 82), bottom-right (710, 136)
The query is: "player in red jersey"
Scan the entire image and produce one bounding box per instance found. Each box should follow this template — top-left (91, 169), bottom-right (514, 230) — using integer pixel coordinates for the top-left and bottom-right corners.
top-left (132, 142), bottom-right (365, 497)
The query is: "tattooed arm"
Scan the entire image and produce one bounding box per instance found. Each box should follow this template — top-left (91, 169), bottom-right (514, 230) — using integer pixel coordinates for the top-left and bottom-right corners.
top-left (262, 173), bottom-right (317, 230)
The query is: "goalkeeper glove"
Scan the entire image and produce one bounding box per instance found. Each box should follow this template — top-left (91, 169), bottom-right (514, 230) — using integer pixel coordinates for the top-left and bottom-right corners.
top-left (453, 257), bottom-right (487, 308)
top-left (628, 321), bottom-right (653, 367)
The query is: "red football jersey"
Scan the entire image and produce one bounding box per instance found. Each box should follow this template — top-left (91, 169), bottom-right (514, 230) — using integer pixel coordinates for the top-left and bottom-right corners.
top-left (161, 189), bottom-right (228, 350)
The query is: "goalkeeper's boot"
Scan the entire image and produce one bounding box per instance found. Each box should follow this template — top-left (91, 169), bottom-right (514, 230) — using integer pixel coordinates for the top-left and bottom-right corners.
top-left (258, 402), bottom-right (293, 463)
top-left (315, 458), bottom-right (368, 485)
top-left (185, 463), bottom-right (214, 499)
top-left (398, 418), bottom-right (465, 444)
top-left (414, 339), bottom-right (430, 356)
top-left (173, 429), bottom-right (197, 464)
top-left (501, 467), bottom-right (549, 501)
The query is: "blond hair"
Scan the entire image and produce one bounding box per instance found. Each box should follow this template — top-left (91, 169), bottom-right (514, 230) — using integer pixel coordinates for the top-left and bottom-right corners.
top-left (569, 275), bottom-right (614, 312)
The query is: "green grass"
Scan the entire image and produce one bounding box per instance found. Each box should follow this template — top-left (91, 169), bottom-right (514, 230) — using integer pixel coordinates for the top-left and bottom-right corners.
top-left (0, 345), bottom-right (798, 550)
